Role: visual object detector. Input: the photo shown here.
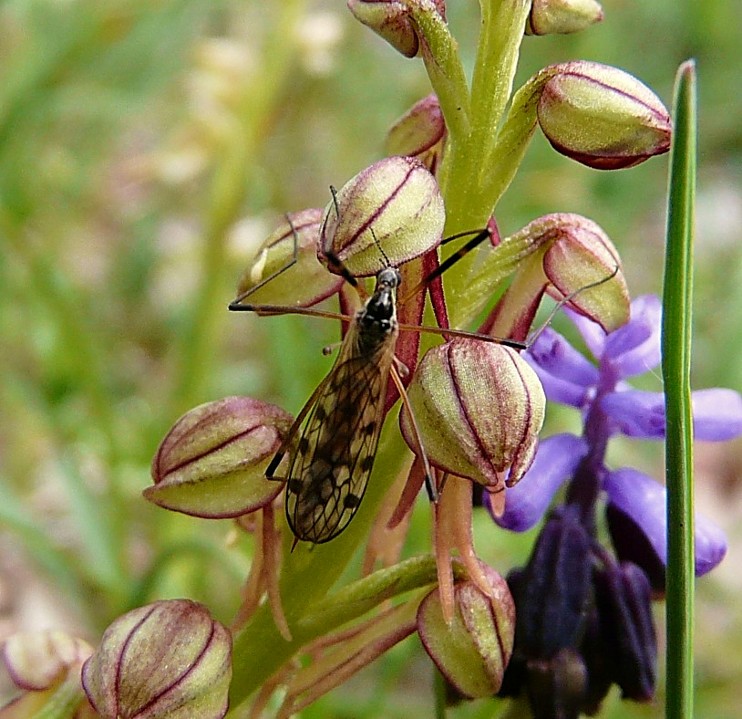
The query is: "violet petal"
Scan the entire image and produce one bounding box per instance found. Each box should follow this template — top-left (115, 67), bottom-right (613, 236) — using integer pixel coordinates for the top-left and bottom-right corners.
top-left (525, 360), bottom-right (591, 408)
top-left (604, 468), bottom-right (728, 576)
top-left (600, 390), bottom-right (666, 438)
top-left (601, 388), bottom-right (742, 441)
top-left (564, 307), bottom-right (606, 361)
top-left (526, 327), bottom-right (600, 388)
top-left (602, 295), bottom-right (662, 378)
top-left (690, 388), bottom-right (742, 440)
top-left (490, 434), bottom-right (588, 531)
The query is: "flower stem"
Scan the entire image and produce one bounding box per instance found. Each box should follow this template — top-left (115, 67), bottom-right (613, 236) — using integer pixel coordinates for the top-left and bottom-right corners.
top-left (441, 0), bottom-right (531, 232)
top-left (662, 60), bottom-right (696, 719)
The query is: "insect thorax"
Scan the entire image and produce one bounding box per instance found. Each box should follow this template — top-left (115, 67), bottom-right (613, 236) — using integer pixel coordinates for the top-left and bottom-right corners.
top-left (355, 268), bottom-right (401, 356)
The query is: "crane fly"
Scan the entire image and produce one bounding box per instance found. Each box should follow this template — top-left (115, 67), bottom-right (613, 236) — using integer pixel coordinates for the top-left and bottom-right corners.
top-left (231, 248), bottom-right (442, 544)
top-left (264, 265), bottom-right (405, 543)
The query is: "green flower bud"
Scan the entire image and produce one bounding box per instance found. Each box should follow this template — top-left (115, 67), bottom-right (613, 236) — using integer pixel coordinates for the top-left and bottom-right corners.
top-left (347, 0), bottom-right (447, 58)
top-left (385, 94), bottom-right (446, 174)
top-left (1, 631), bottom-right (95, 718)
top-left (401, 339), bottom-right (546, 490)
top-left (526, 0), bottom-right (603, 36)
top-left (417, 563), bottom-right (515, 698)
top-left (320, 156), bottom-right (445, 277)
top-left (82, 600), bottom-right (232, 719)
top-left (532, 213), bottom-right (629, 332)
top-left (537, 61), bottom-right (671, 169)
top-left (234, 208), bottom-right (343, 307)
top-left (146, 397), bottom-right (292, 518)
top-left (461, 213), bottom-right (629, 340)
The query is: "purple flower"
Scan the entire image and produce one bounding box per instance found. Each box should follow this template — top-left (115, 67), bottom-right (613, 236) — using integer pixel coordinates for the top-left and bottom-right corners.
top-left (488, 295), bottom-right (741, 579)
top-left (493, 295), bottom-right (740, 716)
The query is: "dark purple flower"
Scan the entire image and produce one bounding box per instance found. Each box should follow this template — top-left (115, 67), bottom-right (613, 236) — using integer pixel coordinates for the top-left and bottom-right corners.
top-left (488, 295), bottom-right (740, 577)
top-left (491, 295), bottom-right (739, 716)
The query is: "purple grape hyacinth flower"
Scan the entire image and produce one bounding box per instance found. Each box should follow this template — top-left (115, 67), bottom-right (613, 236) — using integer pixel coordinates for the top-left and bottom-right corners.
top-left (493, 295), bottom-right (741, 715)
top-left (489, 294), bottom-right (741, 579)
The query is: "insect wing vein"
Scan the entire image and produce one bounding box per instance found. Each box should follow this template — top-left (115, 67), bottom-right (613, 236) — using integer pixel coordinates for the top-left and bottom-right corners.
top-left (285, 323), bottom-right (395, 543)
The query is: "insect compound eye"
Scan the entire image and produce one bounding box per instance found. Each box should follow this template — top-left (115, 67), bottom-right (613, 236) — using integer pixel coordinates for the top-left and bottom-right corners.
top-left (377, 266), bottom-right (402, 289)
top-left (319, 156), bottom-right (445, 279)
top-left (400, 338), bottom-right (546, 490)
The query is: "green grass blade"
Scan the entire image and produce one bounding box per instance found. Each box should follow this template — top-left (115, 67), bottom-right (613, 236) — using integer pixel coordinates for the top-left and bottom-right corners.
top-left (662, 60), bottom-right (697, 719)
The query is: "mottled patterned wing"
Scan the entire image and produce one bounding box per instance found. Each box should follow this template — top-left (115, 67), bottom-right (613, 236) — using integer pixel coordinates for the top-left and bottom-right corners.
top-left (280, 327), bottom-right (396, 543)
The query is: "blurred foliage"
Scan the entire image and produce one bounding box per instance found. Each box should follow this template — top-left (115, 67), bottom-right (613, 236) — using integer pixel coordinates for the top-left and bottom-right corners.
top-left (0, 0), bottom-right (740, 716)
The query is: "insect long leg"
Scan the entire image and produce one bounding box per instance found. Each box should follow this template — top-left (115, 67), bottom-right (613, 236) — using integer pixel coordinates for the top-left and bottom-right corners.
top-left (400, 226), bottom-right (495, 303)
top-left (229, 302), bottom-right (353, 323)
top-left (396, 320), bottom-right (526, 351)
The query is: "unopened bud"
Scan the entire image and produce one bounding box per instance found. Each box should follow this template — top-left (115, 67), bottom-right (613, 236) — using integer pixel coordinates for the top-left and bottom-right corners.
top-left (536, 213), bottom-right (629, 331)
top-left (417, 564), bottom-right (515, 697)
top-left (235, 208), bottom-right (343, 307)
top-left (320, 156), bottom-right (444, 277)
top-left (537, 61), bottom-right (671, 169)
top-left (146, 397), bottom-right (292, 518)
top-left (82, 600), bottom-right (232, 719)
top-left (594, 561), bottom-right (656, 701)
top-left (460, 214), bottom-right (628, 340)
top-left (401, 339), bottom-right (545, 490)
top-left (526, 0), bottom-right (603, 36)
top-left (513, 506), bottom-right (592, 659)
top-left (347, 0), bottom-right (446, 58)
top-left (385, 94), bottom-right (446, 174)
top-left (3, 630), bottom-right (92, 692)
top-left (2, 630), bottom-right (94, 718)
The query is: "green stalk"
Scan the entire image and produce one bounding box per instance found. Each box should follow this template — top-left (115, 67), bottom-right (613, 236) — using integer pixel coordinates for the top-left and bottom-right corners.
top-left (227, 427), bottom-right (410, 704)
top-left (229, 551), bottom-right (441, 708)
top-left (662, 61), bottom-right (696, 719)
top-left (441, 0), bottom-right (530, 234)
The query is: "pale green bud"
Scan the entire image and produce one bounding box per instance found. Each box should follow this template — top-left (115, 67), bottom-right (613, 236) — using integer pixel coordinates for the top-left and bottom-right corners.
top-left (401, 339), bottom-right (546, 489)
top-left (417, 563), bottom-right (515, 697)
top-left (82, 600), bottom-right (232, 719)
top-left (537, 61), bottom-right (671, 169)
top-left (235, 208), bottom-right (343, 307)
top-left (385, 94), bottom-right (446, 174)
top-left (526, 0), bottom-right (603, 36)
top-left (146, 397), bottom-right (292, 518)
top-left (320, 155), bottom-right (445, 277)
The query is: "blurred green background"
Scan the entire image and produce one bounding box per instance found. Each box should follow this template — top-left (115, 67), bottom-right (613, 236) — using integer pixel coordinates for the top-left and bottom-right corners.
top-left (1, 1), bottom-right (740, 716)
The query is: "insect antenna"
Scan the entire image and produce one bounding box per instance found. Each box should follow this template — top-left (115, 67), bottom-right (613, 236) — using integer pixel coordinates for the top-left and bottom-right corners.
top-left (228, 214), bottom-right (303, 310)
top-left (523, 264), bottom-right (621, 349)
top-left (389, 364), bottom-right (437, 502)
top-left (228, 206), bottom-right (356, 324)
top-left (322, 185), bottom-right (360, 290)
